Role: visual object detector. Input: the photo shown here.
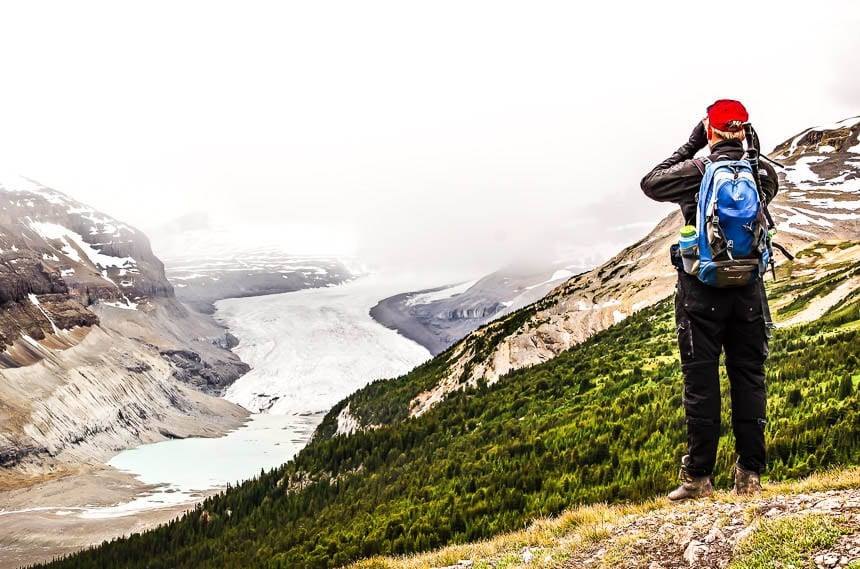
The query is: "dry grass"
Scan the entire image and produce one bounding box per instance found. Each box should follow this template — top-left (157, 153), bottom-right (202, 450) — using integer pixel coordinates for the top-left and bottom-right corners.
top-left (0, 467), bottom-right (75, 493)
top-left (346, 466), bottom-right (860, 569)
top-left (348, 501), bottom-right (659, 569)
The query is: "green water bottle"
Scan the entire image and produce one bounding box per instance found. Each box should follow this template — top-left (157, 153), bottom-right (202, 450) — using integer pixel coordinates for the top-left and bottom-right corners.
top-left (679, 225), bottom-right (698, 274)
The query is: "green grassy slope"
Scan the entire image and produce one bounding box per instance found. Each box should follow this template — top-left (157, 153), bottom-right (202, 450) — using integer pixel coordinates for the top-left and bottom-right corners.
top-left (37, 244), bottom-right (860, 569)
top-left (314, 297), bottom-right (543, 436)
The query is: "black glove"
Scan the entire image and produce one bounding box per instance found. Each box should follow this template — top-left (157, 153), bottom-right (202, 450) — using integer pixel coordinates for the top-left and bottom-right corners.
top-left (675, 122), bottom-right (708, 160)
top-left (688, 122), bottom-right (707, 152)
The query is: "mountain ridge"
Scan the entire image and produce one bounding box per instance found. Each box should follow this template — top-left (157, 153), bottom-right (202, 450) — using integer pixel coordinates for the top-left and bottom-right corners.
top-left (364, 115), bottom-right (860, 422)
top-left (32, 115), bottom-right (860, 569)
top-left (370, 261), bottom-right (589, 356)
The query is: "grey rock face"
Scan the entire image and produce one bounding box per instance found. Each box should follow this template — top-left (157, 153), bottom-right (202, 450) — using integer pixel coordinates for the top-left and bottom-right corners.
top-left (371, 262), bottom-right (587, 355)
top-left (0, 177), bottom-right (251, 474)
top-left (160, 348), bottom-right (250, 395)
top-left (213, 331), bottom-right (241, 350)
top-left (0, 175), bottom-right (173, 355)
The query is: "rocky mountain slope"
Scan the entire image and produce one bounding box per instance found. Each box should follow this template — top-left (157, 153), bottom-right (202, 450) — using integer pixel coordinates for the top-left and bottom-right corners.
top-left (0, 176), bottom-right (248, 478)
top-left (394, 116), bottom-right (860, 417)
top-left (371, 262), bottom-right (588, 355)
top-left (0, 175), bottom-right (169, 358)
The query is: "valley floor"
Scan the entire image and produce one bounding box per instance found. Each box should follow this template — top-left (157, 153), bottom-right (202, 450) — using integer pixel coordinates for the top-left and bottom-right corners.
top-left (352, 468), bottom-right (860, 569)
top-left (0, 467), bottom-right (219, 569)
top-left (0, 274), bottom-right (433, 569)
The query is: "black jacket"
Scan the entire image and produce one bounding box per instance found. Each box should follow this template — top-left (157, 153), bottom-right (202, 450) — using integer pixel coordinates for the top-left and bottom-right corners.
top-left (640, 138), bottom-right (779, 225)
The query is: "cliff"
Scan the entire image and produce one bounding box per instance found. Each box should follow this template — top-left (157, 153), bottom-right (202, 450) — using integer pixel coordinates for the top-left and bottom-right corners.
top-left (0, 176), bottom-right (248, 479)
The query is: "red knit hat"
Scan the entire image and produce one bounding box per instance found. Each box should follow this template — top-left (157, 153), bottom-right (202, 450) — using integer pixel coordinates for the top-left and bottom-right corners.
top-left (707, 99), bottom-right (748, 132)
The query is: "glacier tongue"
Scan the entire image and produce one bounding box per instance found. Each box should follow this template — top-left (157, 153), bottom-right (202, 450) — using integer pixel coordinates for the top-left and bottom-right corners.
top-left (218, 275), bottom-right (430, 415)
top-left (101, 275), bottom-right (429, 514)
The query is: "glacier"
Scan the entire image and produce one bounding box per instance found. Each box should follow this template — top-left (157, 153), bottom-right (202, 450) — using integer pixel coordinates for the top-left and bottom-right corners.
top-left (103, 275), bottom-right (430, 511)
top-left (219, 275), bottom-right (431, 415)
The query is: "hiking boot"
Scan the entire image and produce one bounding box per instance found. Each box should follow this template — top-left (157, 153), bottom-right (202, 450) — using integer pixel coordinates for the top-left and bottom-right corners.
top-left (667, 456), bottom-right (713, 501)
top-left (734, 463), bottom-right (762, 496)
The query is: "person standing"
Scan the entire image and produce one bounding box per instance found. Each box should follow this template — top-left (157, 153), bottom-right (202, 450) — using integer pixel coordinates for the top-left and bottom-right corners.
top-left (640, 100), bottom-right (779, 500)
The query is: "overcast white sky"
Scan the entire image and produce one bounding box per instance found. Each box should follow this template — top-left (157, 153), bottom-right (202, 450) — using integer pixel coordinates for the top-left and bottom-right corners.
top-left (1, 1), bottom-right (858, 277)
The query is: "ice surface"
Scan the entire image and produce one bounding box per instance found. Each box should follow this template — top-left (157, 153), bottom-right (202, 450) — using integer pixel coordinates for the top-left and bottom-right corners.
top-left (405, 279), bottom-right (478, 306)
top-left (29, 222), bottom-right (83, 263)
top-left (0, 173), bottom-right (50, 195)
top-left (220, 275), bottom-right (431, 414)
top-left (778, 151), bottom-right (860, 219)
top-left (784, 156), bottom-right (827, 190)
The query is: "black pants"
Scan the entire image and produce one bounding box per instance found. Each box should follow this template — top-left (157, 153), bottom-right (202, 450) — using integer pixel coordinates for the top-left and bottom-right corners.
top-left (674, 271), bottom-right (769, 476)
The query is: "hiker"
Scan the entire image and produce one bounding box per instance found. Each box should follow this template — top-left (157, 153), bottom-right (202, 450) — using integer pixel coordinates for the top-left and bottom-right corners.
top-left (640, 99), bottom-right (779, 500)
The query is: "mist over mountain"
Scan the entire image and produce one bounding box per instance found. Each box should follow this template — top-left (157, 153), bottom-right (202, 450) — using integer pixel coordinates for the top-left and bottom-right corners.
top-left (5, 4), bottom-right (856, 286)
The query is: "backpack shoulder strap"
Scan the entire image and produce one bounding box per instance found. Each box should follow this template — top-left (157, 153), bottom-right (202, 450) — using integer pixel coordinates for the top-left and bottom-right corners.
top-left (693, 156), bottom-right (711, 175)
top-left (697, 154), bottom-right (738, 174)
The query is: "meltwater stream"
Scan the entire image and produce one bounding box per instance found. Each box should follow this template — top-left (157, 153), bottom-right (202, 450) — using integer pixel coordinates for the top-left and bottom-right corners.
top-left (101, 275), bottom-right (431, 517)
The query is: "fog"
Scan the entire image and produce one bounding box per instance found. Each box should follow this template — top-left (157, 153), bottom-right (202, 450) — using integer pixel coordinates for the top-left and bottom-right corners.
top-left (1, 1), bottom-right (857, 278)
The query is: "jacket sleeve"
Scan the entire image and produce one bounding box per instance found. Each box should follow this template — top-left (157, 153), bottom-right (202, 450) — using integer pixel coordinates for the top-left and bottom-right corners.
top-left (639, 140), bottom-right (704, 204)
top-left (759, 160), bottom-right (779, 204)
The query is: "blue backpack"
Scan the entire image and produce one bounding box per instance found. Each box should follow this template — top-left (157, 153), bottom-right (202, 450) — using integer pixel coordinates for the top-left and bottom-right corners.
top-left (694, 157), bottom-right (770, 287)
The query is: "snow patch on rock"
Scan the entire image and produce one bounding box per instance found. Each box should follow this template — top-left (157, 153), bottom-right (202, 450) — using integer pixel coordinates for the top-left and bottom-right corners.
top-left (28, 294), bottom-right (61, 334)
top-left (29, 222), bottom-right (136, 270)
top-left (406, 280), bottom-right (478, 307)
